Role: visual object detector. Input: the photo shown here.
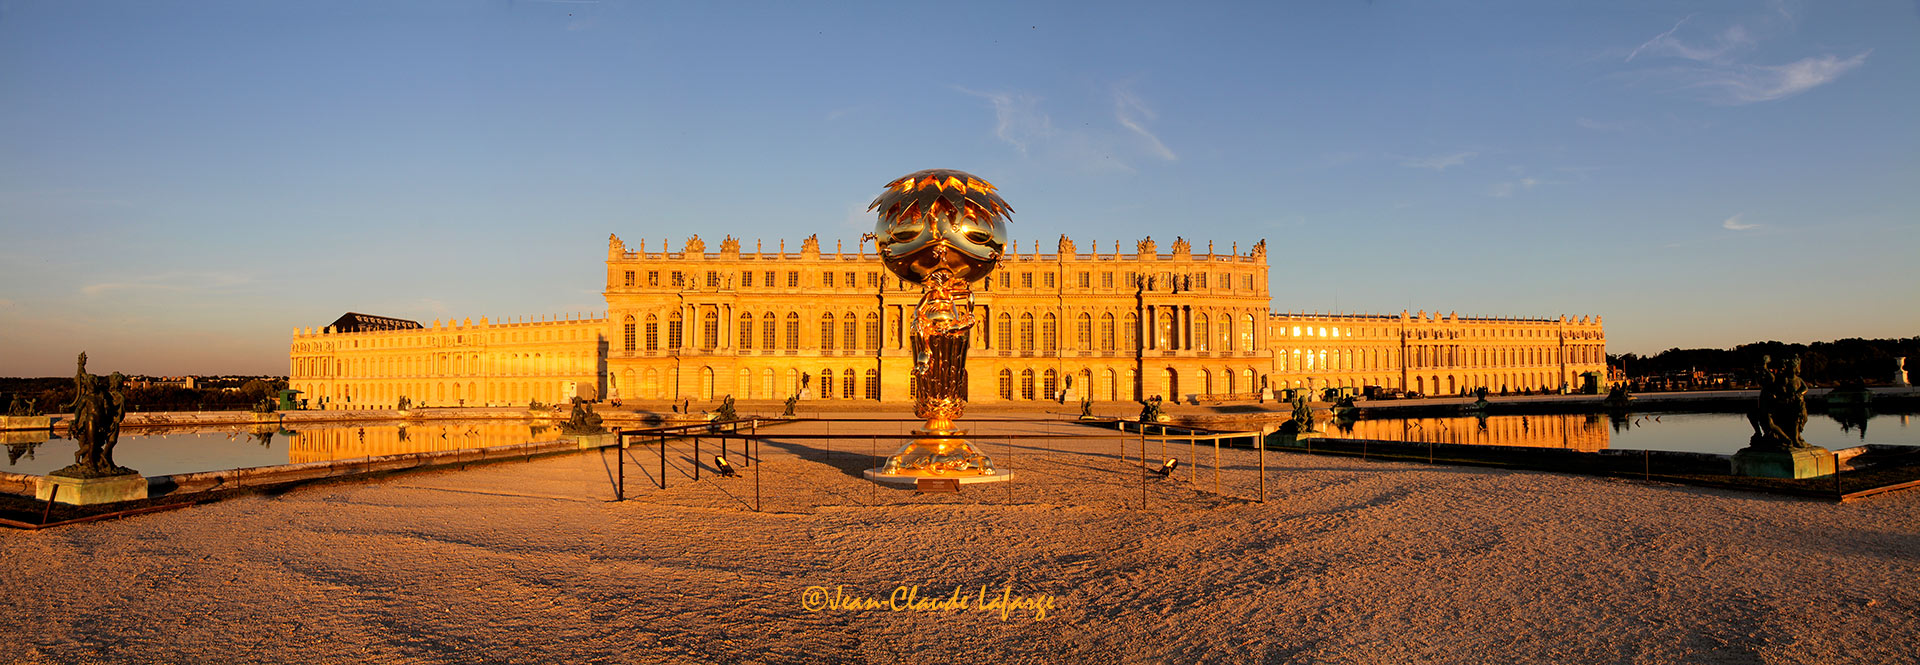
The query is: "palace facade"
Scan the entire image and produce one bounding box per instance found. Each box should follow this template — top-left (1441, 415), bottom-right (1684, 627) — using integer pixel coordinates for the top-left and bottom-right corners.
top-left (288, 234), bottom-right (1606, 409)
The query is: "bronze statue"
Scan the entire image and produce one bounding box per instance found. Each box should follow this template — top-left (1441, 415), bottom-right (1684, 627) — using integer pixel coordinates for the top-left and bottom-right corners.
top-left (867, 169), bottom-right (1013, 479)
top-left (782, 393), bottom-right (799, 417)
top-left (561, 396), bottom-right (604, 435)
top-left (714, 394), bottom-right (738, 422)
top-left (1747, 355), bottom-right (1811, 450)
top-left (1139, 395), bottom-right (1164, 423)
top-left (1287, 391), bottom-right (1316, 433)
top-left (54, 352), bottom-right (132, 478)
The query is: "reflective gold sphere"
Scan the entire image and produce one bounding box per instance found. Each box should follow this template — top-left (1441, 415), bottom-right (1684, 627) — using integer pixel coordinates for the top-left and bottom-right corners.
top-left (868, 169), bottom-right (1013, 285)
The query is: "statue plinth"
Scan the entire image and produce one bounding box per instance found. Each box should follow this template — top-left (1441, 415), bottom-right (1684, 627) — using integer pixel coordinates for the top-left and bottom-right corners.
top-left (864, 431), bottom-right (1012, 486)
top-left (37, 472), bottom-right (148, 506)
top-left (1, 415), bottom-right (50, 431)
top-left (1731, 446), bottom-right (1835, 479)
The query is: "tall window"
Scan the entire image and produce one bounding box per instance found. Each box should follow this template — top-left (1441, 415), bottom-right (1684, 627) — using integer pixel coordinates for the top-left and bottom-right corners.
top-left (1042, 369), bottom-right (1058, 399)
top-left (1076, 313), bottom-right (1093, 349)
top-left (1100, 313), bottom-right (1116, 351)
top-left (738, 312), bottom-right (754, 349)
top-left (1020, 313), bottom-right (1035, 352)
top-left (1196, 316), bottom-right (1211, 351)
top-left (742, 271), bottom-right (754, 288)
top-left (1043, 273), bottom-right (1055, 288)
top-left (667, 312), bottom-right (683, 349)
top-left (1102, 272), bottom-right (1113, 288)
top-left (863, 369), bottom-right (879, 400)
top-left (820, 369), bottom-right (833, 399)
top-left (1042, 313), bottom-right (1057, 351)
top-left (784, 313), bottom-right (800, 350)
top-left (1077, 272), bottom-right (1090, 288)
top-left (824, 272), bottom-right (835, 288)
top-left (842, 369), bottom-right (856, 399)
top-left (996, 313), bottom-right (1013, 349)
top-left (842, 315), bottom-right (856, 353)
top-left (1021, 272), bottom-right (1033, 288)
top-left (701, 309), bottom-right (718, 350)
top-left (820, 313), bottom-right (836, 350)
top-left (670, 271), bottom-right (684, 287)
top-left (787, 271), bottom-right (799, 287)
top-left (764, 271), bottom-right (774, 288)
top-left (1220, 315), bottom-right (1233, 351)
top-left (647, 271), bottom-right (659, 286)
top-left (1124, 313), bottom-right (1139, 349)
top-left (644, 314), bottom-right (659, 351)
top-left (623, 315), bottom-right (636, 351)
top-left (623, 271), bottom-right (635, 287)
top-left (864, 312), bottom-right (880, 351)
top-left (762, 313), bottom-right (776, 349)
top-left (1241, 314), bottom-right (1255, 350)
top-left (1020, 370), bottom-right (1035, 400)
top-left (999, 369), bottom-right (1014, 399)
top-left (706, 271), bottom-right (720, 288)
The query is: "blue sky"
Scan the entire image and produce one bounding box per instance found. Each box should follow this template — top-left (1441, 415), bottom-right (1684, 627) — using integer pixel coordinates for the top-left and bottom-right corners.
top-left (2, 0), bottom-right (1916, 376)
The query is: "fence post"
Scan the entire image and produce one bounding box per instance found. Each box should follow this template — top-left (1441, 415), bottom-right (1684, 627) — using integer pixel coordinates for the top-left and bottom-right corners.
top-left (1189, 434), bottom-right (1197, 484)
top-left (660, 432), bottom-right (667, 490)
top-left (1213, 436), bottom-right (1221, 497)
top-left (753, 435), bottom-right (762, 512)
top-left (1259, 431), bottom-right (1267, 503)
top-left (616, 431), bottom-right (625, 501)
top-left (1140, 425), bottom-right (1148, 510)
top-left (694, 436), bottom-right (701, 482)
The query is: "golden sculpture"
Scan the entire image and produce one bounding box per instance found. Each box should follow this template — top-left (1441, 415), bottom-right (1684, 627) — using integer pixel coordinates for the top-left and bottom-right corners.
top-left (865, 169), bottom-right (1012, 483)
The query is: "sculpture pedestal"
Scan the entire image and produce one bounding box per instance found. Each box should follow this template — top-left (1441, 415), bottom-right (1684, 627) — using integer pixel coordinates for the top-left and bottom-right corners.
top-left (864, 432), bottom-right (1011, 486)
top-left (37, 472), bottom-right (148, 506)
top-left (572, 433), bottom-right (615, 450)
top-left (1, 415), bottom-right (50, 431)
top-left (1731, 446), bottom-right (1835, 479)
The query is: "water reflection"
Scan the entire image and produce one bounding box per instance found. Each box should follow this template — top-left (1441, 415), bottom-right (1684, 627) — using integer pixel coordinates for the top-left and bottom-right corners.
top-left (1332, 414), bottom-right (1610, 452)
top-left (3, 420), bottom-right (572, 477)
top-left (1330, 411), bottom-right (1919, 455)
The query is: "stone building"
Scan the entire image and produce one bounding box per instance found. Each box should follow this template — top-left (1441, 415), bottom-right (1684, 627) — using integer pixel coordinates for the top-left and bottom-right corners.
top-left (288, 234), bottom-right (1606, 409)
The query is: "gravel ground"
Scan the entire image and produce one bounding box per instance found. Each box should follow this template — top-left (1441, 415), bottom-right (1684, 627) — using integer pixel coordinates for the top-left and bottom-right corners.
top-left (2, 417), bottom-right (1916, 664)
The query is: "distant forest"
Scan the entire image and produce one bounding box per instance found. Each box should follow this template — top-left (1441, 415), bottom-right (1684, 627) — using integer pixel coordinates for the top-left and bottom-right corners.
top-left (1611, 337), bottom-right (1919, 386)
top-left (0, 377), bottom-right (288, 414)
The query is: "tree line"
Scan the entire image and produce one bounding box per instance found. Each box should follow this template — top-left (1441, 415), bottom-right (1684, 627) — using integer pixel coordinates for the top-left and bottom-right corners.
top-left (0, 377), bottom-right (289, 414)
top-left (1609, 337), bottom-right (1919, 386)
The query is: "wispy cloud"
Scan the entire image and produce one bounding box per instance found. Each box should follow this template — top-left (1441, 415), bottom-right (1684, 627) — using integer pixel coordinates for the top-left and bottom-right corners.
top-left (1113, 84), bottom-right (1177, 162)
top-left (1722, 213), bottom-right (1758, 231)
top-left (81, 272), bottom-right (252, 297)
top-left (1489, 177), bottom-right (1542, 198)
top-left (956, 87), bottom-right (1052, 156)
top-left (1575, 117), bottom-right (1628, 132)
top-left (1399, 151), bottom-right (1476, 171)
top-left (1621, 10), bottom-right (1868, 105)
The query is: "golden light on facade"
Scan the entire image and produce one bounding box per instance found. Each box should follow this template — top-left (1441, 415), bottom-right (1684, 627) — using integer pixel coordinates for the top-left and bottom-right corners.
top-left (864, 168), bottom-right (1014, 484)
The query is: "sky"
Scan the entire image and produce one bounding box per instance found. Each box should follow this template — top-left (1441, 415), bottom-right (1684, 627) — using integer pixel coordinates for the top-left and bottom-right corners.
top-left (2, 0), bottom-right (1916, 377)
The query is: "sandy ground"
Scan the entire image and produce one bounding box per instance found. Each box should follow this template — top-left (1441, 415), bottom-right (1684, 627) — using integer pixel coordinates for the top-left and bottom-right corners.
top-left (2, 416), bottom-right (1916, 665)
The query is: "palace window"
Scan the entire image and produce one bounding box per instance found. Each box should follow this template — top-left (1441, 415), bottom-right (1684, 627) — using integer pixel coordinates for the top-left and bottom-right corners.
top-left (741, 271), bottom-right (754, 288)
top-left (623, 271), bottom-right (635, 287)
top-left (787, 271), bottom-right (799, 287)
top-left (842, 369), bottom-right (856, 399)
top-left (1078, 272), bottom-right (1090, 288)
top-left (1196, 274), bottom-right (1207, 289)
top-left (1043, 273), bottom-right (1055, 288)
top-left (1021, 272), bottom-right (1033, 289)
top-left (701, 310), bottom-right (718, 350)
top-left (1041, 313), bottom-right (1057, 351)
top-left (667, 312), bottom-right (683, 349)
top-left (866, 272), bottom-right (880, 287)
top-left (1076, 313), bottom-right (1093, 349)
top-left (845, 272), bottom-right (855, 289)
top-left (1123, 312), bottom-right (1139, 349)
top-left (820, 313), bottom-right (836, 350)
top-left (764, 271), bottom-right (774, 288)
top-left (739, 313), bottom-right (754, 349)
top-left (762, 313), bottom-right (776, 349)
top-left (824, 272), bottom-right (835, 288)
top-left (1042, 369), bottom-right (1057, 399)
top-left (1102, 272), bottom-right (1114, 288)
top-left (644, 315), bottom-right (659, 351)
top-left (820, 370), bottom-right (833, 399)
top-left (864, 369), bottom-right (879, 400)
top-left (1019, 313), bottom-right (1035, 352)
top-left (647, 271), bottom-right (659, 286)
top-left (996, 313), bottom-right (1013, 349)
top-left (671, 271), bottom-right (684, 287)
top-left (785, 313), bottom-right (799, 350)
top-left (999, 369), bottom-right (1014, 400)
top-left (1100, 313), bottom-right (1116, 351)
top-left (706, 271), bottom-right (720, 288)
top-left (1196, 316), bottom-right (1210, 351)
top-left (842, 315), bottom-right (856, 352)
top-left (1021, 370), bottom-right (1035, 400)
top-left (623, 316), bottom-right (637, 351)
top-left (864, 312), bottom-right (880, 350)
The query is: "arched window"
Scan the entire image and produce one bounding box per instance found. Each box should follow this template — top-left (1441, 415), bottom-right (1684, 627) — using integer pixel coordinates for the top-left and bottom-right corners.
top-left (1102, 368), bottom-right (1117, 401)
top-left (1100, 313), bottom-right (1116, 351)
top-left (738, 368), bottom-right (752, 398)
top-left (739, 312), bottom-right (754, 349)
top-left (644, 314), bottom-right (659, 351)
top-left (996, 313), bottom-right (1013, 349)
top-left (1123, 312), bottom-right (1139, 350)
top-left (1042, 369), bottom-right (1058, 400)
top-left (1241, 314), bottom-right (1256, 350)
top-left (701, 309), bottom-right (719, 350)
top-left (820, 313), bottom-right (836, 350)
top-left (842, 313), bottom-right (857, 354)
top-left (1218, 314), bottom-right (1232, 351)
top-left (784, 313), bottom-right (800, 350)
top-left (819, 368), bottom-right (833, 399)
top-left (1020, 369), bottom-right (1036, 400)
top-left (762, 313), bottom-right (776, 350)
top-left (1042, 313), bottom-right (1057, 351)
top-left (1196, 316), bottom-right (1211, 351)
top-left (700, 366), bottom-right (715, 399)
top-left (1020, 313), bottom-right (1035, 352)
top-left (763, 368), bottom-right (775, 397)
top-left (864, 369), bottom-right (879, 400)
top-left (645, 368), bottom-right (659, 398)
top-left (842, 368), bottom-right (856, 399)
top-left (785, 368), bottom-right (798, 396)
top-left (1076, 313), bottom-right (1093, 350)
top-left (667, 311), bottom-right (683, 349)
top-left (998, 369), bottom-right (1014, 400)
top-left (622, 315), bottom-right (637, 351)
top-left (1125, 368), bottom-right (1138, 401)
top-left (864, 312), bottom-right (880, 351)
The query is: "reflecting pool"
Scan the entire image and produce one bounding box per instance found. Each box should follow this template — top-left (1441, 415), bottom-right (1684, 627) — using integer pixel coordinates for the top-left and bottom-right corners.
top-left (2, 420), bottom-right (570, 477)
top-left (1326, 409), bottom-right (1918, 455)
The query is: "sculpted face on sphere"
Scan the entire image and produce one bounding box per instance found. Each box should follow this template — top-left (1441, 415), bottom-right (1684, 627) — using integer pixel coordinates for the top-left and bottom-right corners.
top-left (868, 168), bottom-right (1014, 285)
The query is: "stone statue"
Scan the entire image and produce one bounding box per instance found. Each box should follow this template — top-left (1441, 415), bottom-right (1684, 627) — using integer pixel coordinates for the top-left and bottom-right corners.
top-left (1079, 395), bottom-right (1093, 419)
top-left (782, 393), bottom-right (799, 417)
top-left (54, 352), bottom-right (133, 478)
top-left (714, 394), bottom-right (738, 422)
top-left (561, 396), bottom-right (604, 435)
top-left (1286, 392), bottom-right (1317, 433)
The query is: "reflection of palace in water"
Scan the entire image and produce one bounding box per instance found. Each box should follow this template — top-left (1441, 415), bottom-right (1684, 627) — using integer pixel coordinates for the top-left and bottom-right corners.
top-left (1335, 415), bottom-right (1613, 452)
top-left (290, 234), bottom-right (1606, 408)
top-left (285, 423), bottom-right (567, 464)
